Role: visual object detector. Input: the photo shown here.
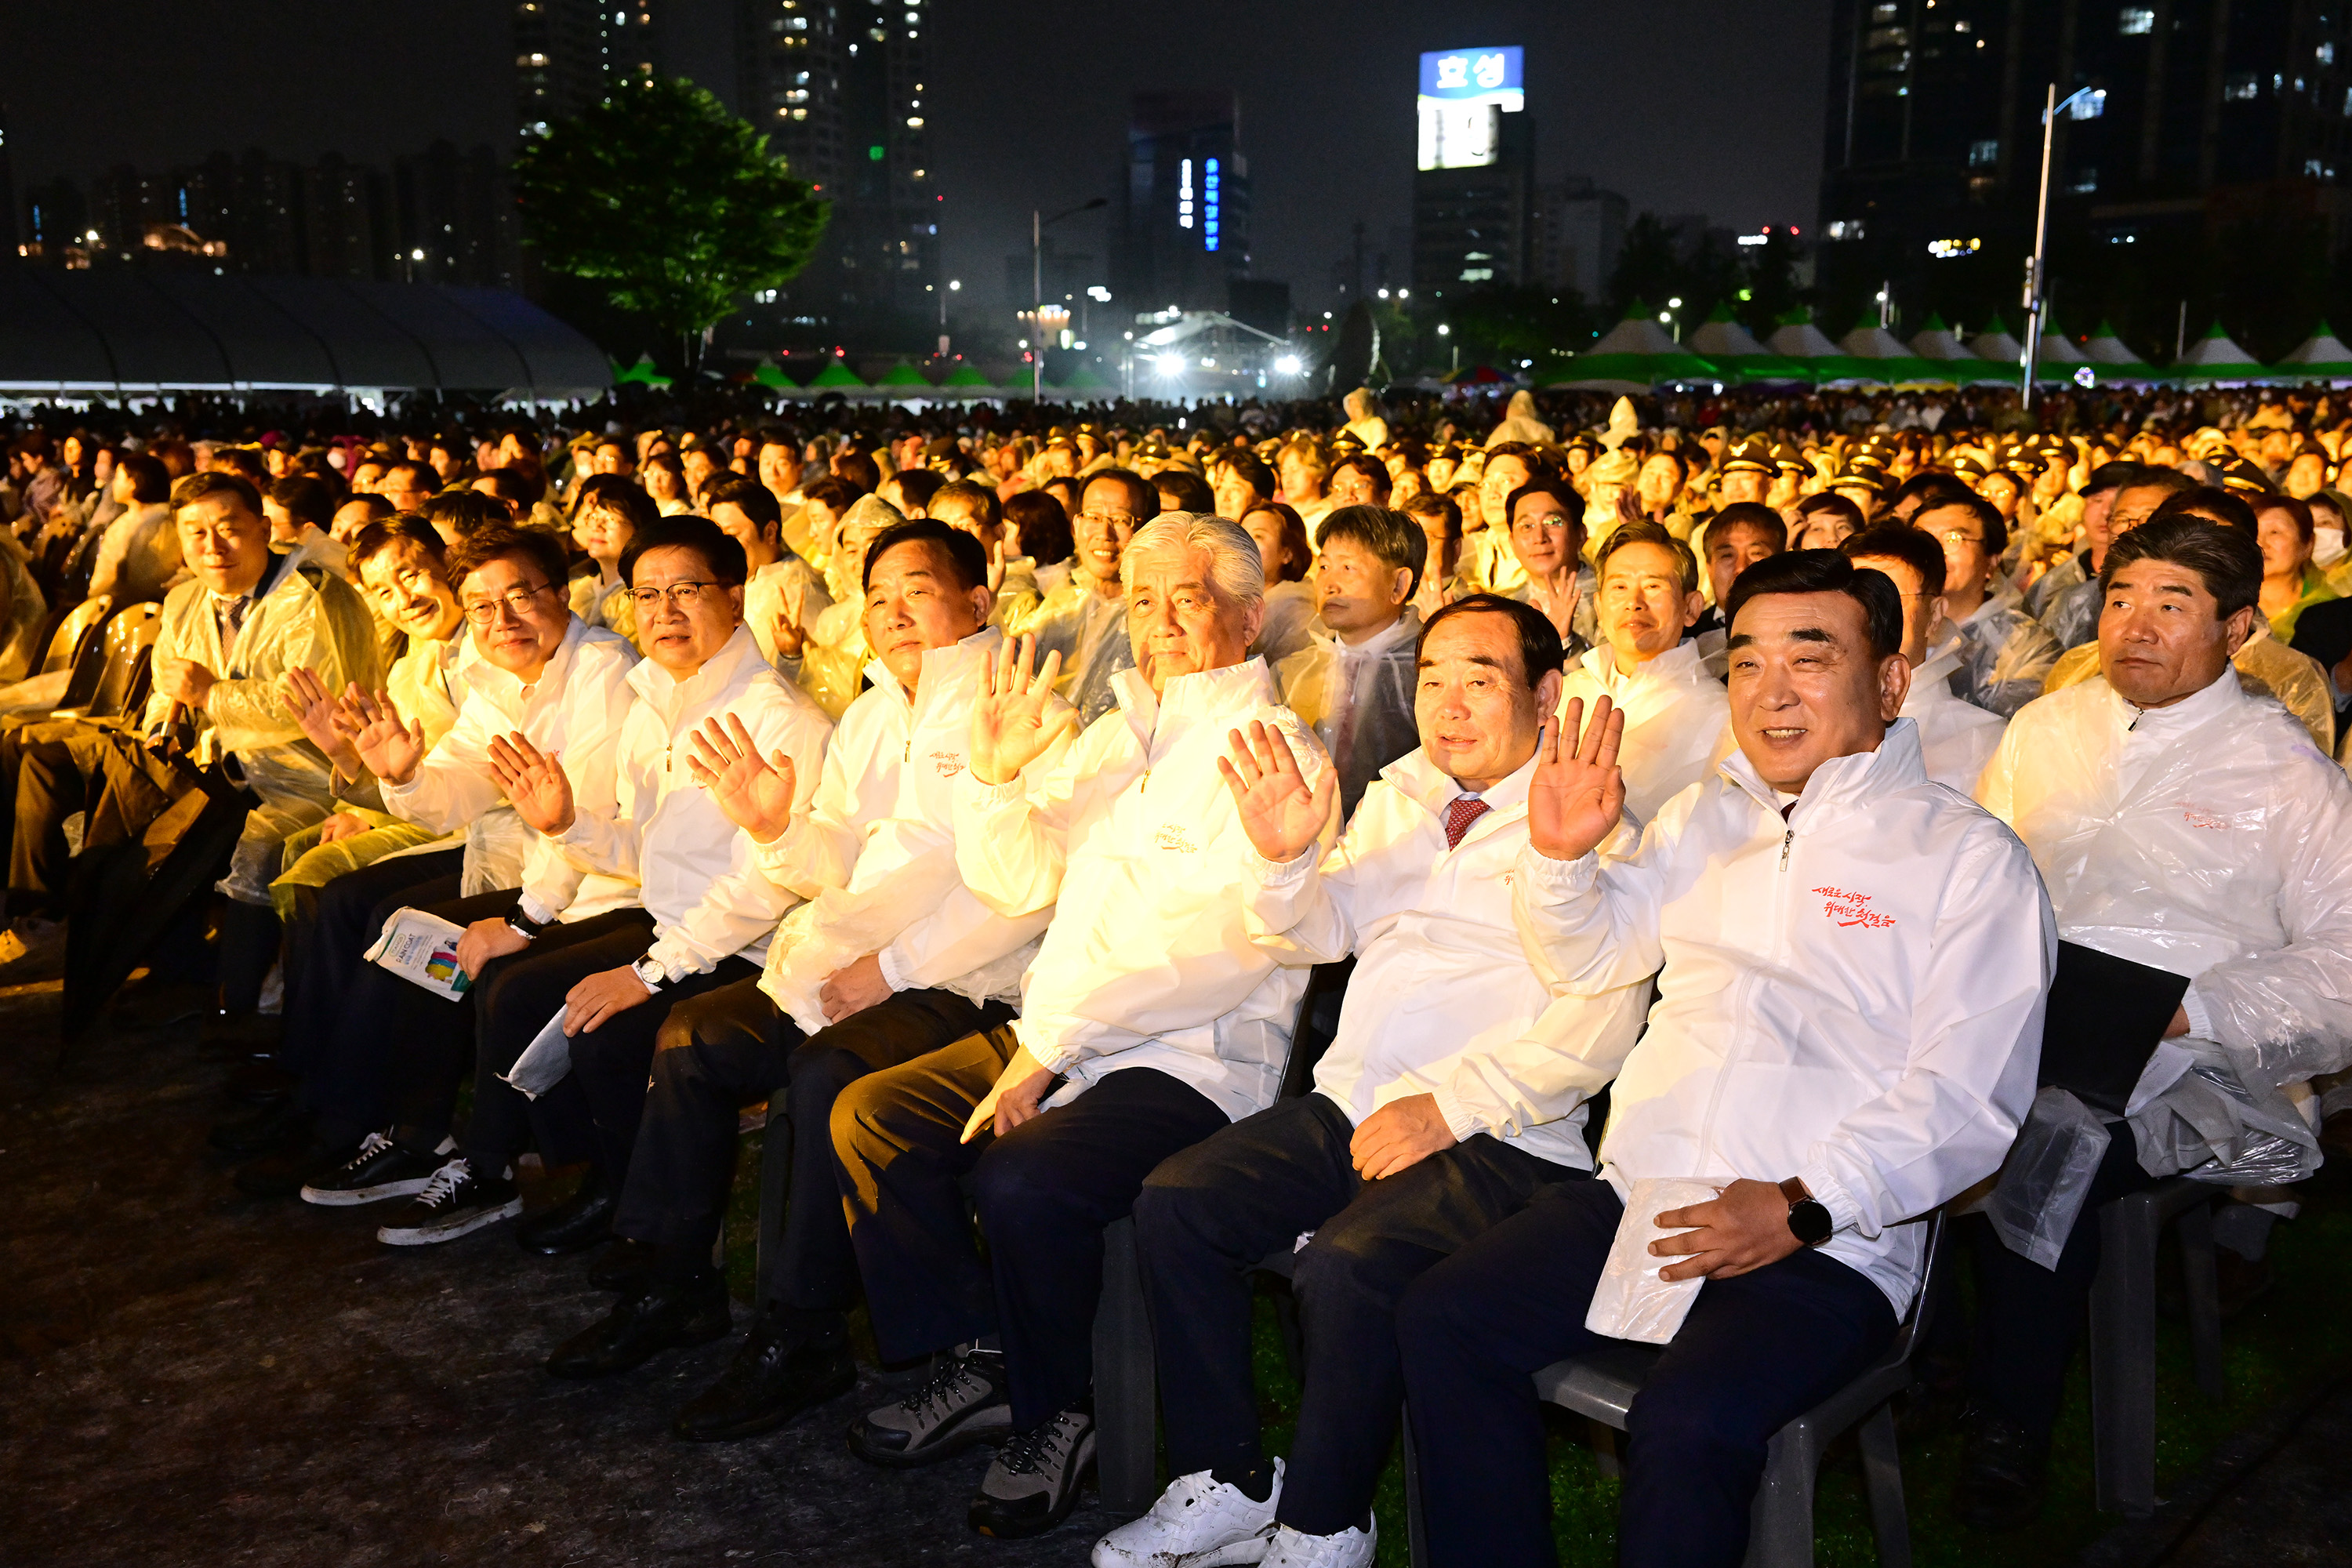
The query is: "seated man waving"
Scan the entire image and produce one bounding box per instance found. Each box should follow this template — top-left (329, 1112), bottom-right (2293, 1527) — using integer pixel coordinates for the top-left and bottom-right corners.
top-left (1397, 550), bottom-right (2054, 1568)
top-left (1096, 594), bottom-right (1653, 1568)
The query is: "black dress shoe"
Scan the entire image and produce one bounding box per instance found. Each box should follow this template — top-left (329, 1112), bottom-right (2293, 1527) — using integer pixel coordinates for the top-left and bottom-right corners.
top-left (672, 1309), bottom-right (857, 1442)
top-left (588, 1238), bottom-right (661, 1292)
top-left (1955, 1406), bottom-right (2047, 1531)
top-left (516, 1168), bottom-right (616, 1257)
top-left (209, 1098), bottom-right (316, 1157)
top-left (198, 1011), bottom-right (285, 1060)
top-left (234, 1134), bottom-right (364, 1200)
top-left (224, 1058), bottom-right (300, 1106)
top-left (545, 1273), bottom-right (731, 1379)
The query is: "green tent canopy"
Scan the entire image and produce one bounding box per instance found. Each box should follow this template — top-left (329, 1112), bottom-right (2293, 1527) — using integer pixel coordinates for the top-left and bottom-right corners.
top-left (1965, 314), bottom-right (2024, 372)
top-left (2170, 321), bottom-right (2265, 385)
top-left (2082, 320), bottom-right (2157, 381)
top-left (1686, 303), bottom-right (1807, 384)
top-left (1054, 362), bottom-right (1114, 393)
top-left (750, 361), bottom-right (793, 390)
top-left (938, 362), bottom-right (996, 390)
top-left (2269, 322), bottom-right (2352, 382)
top-left (1543, 307), bottom-right (1719, 392)
top-left (804, 359), bottom-right (868, 389)
top-left (1908, 314), bottom-right (2009, 387)
top-left (1762, 310), bottom-right (1871, 385)
top-left (1837, 321), bottom-right (1948, 387)
top-left (612, 354), bottom-right (671, 389)
top-left (873, 361), bottom-right (934, 390)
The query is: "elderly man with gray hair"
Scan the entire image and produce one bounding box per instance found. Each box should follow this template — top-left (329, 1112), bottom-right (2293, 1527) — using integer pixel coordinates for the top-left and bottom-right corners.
top-left (829, 513), bottom-right (1336, 1543)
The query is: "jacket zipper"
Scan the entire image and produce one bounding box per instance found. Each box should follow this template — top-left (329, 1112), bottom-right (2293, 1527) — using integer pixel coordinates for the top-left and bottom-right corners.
top-left (1696, 809), bottom-right (1794, 1173)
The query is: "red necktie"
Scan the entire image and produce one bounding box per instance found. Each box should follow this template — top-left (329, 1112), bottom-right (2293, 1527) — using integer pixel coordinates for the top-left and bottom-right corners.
top-left (1443, 794), bottom-right (1490, 849)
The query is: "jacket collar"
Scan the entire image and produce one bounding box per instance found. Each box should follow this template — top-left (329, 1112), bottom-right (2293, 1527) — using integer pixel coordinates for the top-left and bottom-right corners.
top-left (1382, 743), bottom-right (1536, 819)
top-left (862, 623), bottom-right (1004, 715)
top-left (1311, 608), bottom-right (1420, 662)
top-left (1716, 717), bottom-right (1929, 828)
top-left (1112, 655), bottom-right (1276, 753)
top-left (1904, 637), bottom-right (1967, 714)
top-left (1580, 637), bottom-right (1704, 691)
top-left (627, 620), bottom-right (761, 713)
top-left (2100, 662), bottom-right (2244, 739)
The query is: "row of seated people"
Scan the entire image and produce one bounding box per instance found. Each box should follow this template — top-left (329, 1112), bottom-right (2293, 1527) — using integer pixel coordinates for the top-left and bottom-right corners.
top-left (11, 464), bottom-right (2347, 1566)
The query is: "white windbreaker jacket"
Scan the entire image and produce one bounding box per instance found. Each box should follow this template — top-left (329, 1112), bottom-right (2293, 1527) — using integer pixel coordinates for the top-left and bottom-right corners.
top-left (1977, 669), bottom-right (2352, 1099)
top-left (1556, 639), bottom-right (1730, 826)
top-left (1904, 637), bottom-right (2007, 794)
top-left (1244, 746), bottom-right (1651, 1171)
top-left (953, 657), bottom-right (1335, 1122)
top-left (551, 623), bottom-right (830, 977)
top-left (383, 613), bottom-right (639, 924)
top-left (1513, 720), bottom-right (2055, 1314)
top-left (752, 626), bottom-right (1055, 1032)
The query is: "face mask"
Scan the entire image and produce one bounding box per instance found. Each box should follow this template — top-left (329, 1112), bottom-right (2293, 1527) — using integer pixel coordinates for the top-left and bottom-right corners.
top-left (2316, 527), bottom-right (2347, 569)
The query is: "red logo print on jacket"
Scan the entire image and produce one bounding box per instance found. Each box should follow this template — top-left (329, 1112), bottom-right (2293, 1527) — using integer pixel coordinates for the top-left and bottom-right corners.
top-left (1812, 886), bottom-right (1895, 929)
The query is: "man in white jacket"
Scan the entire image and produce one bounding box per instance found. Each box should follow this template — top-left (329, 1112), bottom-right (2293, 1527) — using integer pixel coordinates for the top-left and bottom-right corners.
top-left (1398, 550), bottom-right (2053, 1568)
top-left (1557, 519), bottom-right (1728, 823)
top-left (1097, 595), bottom-right (1653, 1568)
top-left (539, 521), bottom-right (1048, 1430)
top-left (360, 520), bottom-right (830, 1252)
top-left (1841, 525), bottom-right (2006, 793)
top-left (833, 514), bottom-right (1334, 1541)
top-left (1276, 504), bottom-right (1426, 817)
top-left (1957, 517), bottom-right (2352, 1530)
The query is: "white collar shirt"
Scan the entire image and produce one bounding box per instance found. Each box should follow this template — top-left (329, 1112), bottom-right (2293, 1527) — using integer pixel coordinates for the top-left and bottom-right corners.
top-left (1558, 639), bottom-right (1730, 825)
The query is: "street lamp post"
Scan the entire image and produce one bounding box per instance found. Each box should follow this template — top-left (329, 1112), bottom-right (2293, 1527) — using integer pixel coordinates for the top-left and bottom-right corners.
top-left (939, 279), bottom-right (960, 358)
top-left (1033, 198), bottom-right (1107, 403)
top-left (2024, 83), bottom-right (2099, 410)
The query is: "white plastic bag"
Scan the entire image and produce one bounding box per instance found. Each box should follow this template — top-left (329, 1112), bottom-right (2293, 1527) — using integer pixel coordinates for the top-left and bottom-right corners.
top-left (1585, 1177), bottom-right (1725, 1345)
top-left (502, 1007), bottom-right (572, 1100)
top-left (1987, 1087), bottom-right (2112, 1270)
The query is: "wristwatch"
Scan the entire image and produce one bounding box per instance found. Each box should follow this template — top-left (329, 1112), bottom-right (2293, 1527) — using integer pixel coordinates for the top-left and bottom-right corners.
top-left (631, 955), bottom-right (670, 993)
top-left (505, 909), bottom-right (546, 942)
top-left (1780, 1177), bottom-right (1833, 1247)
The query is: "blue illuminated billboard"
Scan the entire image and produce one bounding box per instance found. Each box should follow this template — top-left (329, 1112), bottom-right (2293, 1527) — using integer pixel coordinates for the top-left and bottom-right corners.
top-left (1417, 47), bottom-right (1523, 170)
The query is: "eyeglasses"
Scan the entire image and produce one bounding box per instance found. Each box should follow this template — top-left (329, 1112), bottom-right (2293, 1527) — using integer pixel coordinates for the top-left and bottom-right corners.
top-left (460, 581), bottom-right (556, 623)
top-left (629, 580), bottom-right (722, 610)
top-left (1935, 529), bottom-right (1987, 547)
top-left (1076, 510), bottom-right (1141, 533)
top-left (1517, 513), bottom-right (1573, 532)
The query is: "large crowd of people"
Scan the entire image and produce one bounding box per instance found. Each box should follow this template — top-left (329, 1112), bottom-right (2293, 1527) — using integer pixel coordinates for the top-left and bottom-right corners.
top-left (5, 376), bottom-right (2350, 1567)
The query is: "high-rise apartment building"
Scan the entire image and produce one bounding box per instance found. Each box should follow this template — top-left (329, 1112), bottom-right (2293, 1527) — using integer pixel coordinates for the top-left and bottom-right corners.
top-left (1534, 177), bottom-right (1628, 303)
top-left (1111, 91), bottom-right (1251, 315)
top-left (1410, 45), bottom-right (1535, 299)
top-left (734, 0), bottom-right (938, 340)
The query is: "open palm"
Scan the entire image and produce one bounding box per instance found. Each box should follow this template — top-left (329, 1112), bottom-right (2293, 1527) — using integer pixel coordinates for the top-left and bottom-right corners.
top-left (347, 686), bottom-right (426, 785)
top-left (970, 633), bottom-right (1075, 786)
top-left (1526, 695), bottom-right (1627, 862)
top-left (486, 732), bottom-right (576, 836)
top-left (1218, 720), bottom-right (1334, 865)
top-left (684, 712), bottom-right (799, 841)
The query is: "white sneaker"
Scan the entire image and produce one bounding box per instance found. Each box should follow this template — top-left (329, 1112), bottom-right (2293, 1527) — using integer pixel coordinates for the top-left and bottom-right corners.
top-left (1092, 1459), bottom-right (1284, 1567)
top-left (1261, 1519), bottom-right (1374, 1568)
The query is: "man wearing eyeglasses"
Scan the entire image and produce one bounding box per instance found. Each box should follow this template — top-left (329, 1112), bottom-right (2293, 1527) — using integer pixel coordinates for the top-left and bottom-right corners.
top-left (1918, 491), bottom-right (2060, 718)
top-left (1014, 468), bottom-right (1161, 726)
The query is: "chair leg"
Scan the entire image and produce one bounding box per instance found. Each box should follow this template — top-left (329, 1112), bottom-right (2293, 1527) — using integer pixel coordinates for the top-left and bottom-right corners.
top-left (1854, 1403), bottom-right (1911, 1568)
top-left (2089, 1195), bottom-right (2162, 1516)
top-left (1092, 1216), bottom-right (1159, 1516)
top-left (2174, 1200), bottom-right (2227, 1401)
top-left (1589, 1417), bottom-right (1623, 1480)
top-left (753, 1099), bottom-right (792, 1317)
top-left (1402, 1404), bottom-right (1431, 1568)
top-left (1743, 1425), bottom-right (1817, 1568)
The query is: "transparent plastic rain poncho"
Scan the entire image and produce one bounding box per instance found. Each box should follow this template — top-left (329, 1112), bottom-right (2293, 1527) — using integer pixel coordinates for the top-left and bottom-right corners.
top-left (1978, 670), bottom-right (2352, 1192)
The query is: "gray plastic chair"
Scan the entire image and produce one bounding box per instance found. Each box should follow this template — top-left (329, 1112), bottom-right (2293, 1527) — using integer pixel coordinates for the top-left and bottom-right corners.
top-left (1403, 1214), bottom-right (1947, 1568)
top-left (2087, 1176), bottom-right (2225, 1516)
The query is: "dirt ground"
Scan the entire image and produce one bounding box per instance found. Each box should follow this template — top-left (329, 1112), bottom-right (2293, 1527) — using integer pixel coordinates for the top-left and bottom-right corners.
top-left (0, 972), bottom-right (1106, 1568)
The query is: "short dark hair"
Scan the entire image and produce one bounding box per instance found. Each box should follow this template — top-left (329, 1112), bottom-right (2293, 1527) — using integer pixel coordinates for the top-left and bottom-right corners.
top-left (1886, 472), bottom-right (1973, 516)
top-left (1240, 502), bottom-right (1312, 583)
top-left (703, 474), bottom-right (781, 535)
top-left (2117, 466), bottom-right (2196, 505)
top-left (1417, 591), bottom-right (1566, 687)
top-left (1708, 501), bottom-right (1788, 553)
top-left (2149, 485), bottom-right (2258, 535)
top-left (930, 478), bottom-right (1002, 529)
top-left (349, 518), bottom-right (448, 576)
top-left (1913, 489), bottom-right (2007, 558)
top-left (1223, 450), bottom-right (1276, 502)
top-left (2100, 516), bottom-right (2262, 619)
top-left (1316, 504), bottom-right (1427, 598)
top-left (1504, 478), bottom-right (1584, 538)
top-left (338, 492), bottom-right (397, 524)
top-left (268, 474), bottom-right (338, 530)
top-left (1330, 452), bottom-right (1392, 499)
top-left (447, 523), bottom-right (569, 594)
top-left (863, 518), bottom-right (990, 595)
top-left (1722, 549), bottom-right (1904, 663)
top-left (621, 514), bottom-right (749, 588)
top-left (2254, 492), bottom-right (2315, 544)
top-left (573, 472), bottom-right (662, 534)
top-left (2082, 460), bottom-right (2143, 499)
top-left (1153, 466), bottom-right (1216, 514)
top-left (171, 470), bottom-right (262, 517)
top-left (1595, 517), bottom-right (1699, 597)
top-left (473, 468), bottom-right (538, 512)
top-left (891, 468), bottom-right (946, 514)
top-left (833, 450), bottom-right (881, 495)
top-left (382, 459), bottom-right (433, 493)
top-left (801, 474), bottom-right (858, 513)
top-left (118, 453), bottom-right (171, 505)
top-left (1081, 466), bottom-right (1162, 522)
top-left (1841, 524), bottom-right (1947, 597)
top-left (1795, 491), bottom-right (1865, 536)
top-left (1005, 490), bottom-right (1073, 566)
top-left (1400, 489), bottom-right (1463, 540)
top-left (423, 489), bottom-right (511, 541)
top-left (755, 425), bottom-right (798, 456)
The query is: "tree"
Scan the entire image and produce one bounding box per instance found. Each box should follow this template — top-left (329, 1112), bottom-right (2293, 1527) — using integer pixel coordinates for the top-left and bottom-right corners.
top-left (513, 77), bottom-right (828, 373)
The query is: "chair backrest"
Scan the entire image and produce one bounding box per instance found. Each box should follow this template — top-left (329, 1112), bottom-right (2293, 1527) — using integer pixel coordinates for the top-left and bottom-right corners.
top-left (85, 603), bottom-right (162, 720)
top-left (47, 595), bottom-right (115, 705)
top-left (1882, 1210), bottom-right (1947, 1363)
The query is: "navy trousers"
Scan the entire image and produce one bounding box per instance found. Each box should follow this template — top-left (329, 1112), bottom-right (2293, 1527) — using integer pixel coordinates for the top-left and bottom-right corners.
top-left (1398, 1179), bottom-right (1897, 1568)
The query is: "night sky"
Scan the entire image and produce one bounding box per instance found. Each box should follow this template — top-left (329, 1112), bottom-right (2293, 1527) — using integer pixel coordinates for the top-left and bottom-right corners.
top-left (7, 0), bottom-right (1830, 316)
